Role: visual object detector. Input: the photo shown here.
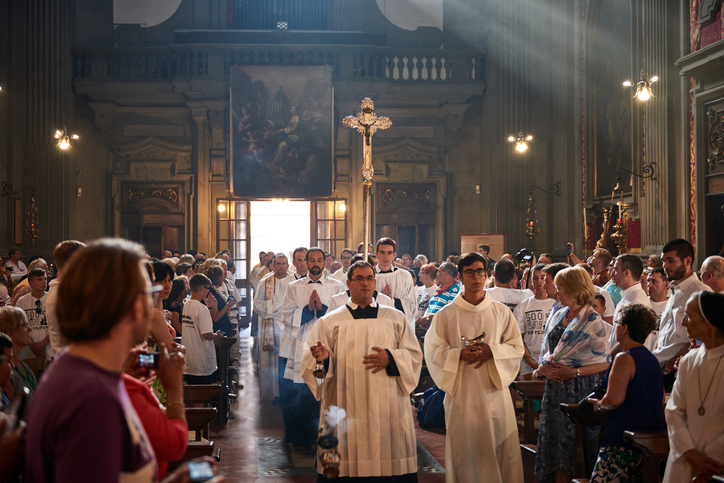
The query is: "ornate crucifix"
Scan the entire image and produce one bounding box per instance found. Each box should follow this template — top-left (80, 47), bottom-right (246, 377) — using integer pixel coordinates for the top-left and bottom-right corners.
top-left (343, 98), bottom-right (392, 262)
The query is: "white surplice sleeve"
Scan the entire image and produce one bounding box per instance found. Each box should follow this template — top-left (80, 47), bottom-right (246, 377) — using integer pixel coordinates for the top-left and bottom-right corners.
top-left (486, 308), bottom-right (525, 390)
top-left (387, 313), bottom-right (423, 395)
top-left (424, 309), bottom-right (464, 396)
top-left (665, 355), bottom-right (695, 463)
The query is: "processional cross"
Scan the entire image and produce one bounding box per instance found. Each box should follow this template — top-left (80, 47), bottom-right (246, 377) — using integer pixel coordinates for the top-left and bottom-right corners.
top-left (342, 98), bottom-right (392, 262)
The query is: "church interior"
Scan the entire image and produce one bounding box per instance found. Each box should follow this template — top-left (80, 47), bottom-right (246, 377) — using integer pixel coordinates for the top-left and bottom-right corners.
top-left (1, 0), bottom-right (724, 482)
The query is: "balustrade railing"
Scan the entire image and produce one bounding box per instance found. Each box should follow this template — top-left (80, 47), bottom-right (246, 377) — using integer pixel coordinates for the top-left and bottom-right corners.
top-left (73, 46), bottom-right (484, 83)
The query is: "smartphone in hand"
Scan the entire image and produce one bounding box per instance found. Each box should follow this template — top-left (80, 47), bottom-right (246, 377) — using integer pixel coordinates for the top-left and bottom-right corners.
top-left (138, 352), bottom-right (160, 369)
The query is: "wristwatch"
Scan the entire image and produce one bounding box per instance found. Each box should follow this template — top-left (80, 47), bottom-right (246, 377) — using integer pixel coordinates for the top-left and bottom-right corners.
top-left (576, 368), bottom-right (581, 378)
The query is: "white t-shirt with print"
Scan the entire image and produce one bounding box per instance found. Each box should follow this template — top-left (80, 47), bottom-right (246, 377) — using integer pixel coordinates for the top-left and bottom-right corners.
top-left (415, 285), bottom-right (436, 319)
top-left (513, 296), bottom-right (555, 375)
top-left (485, 286), bottom-right (534, 312)
top-left (16, 292), bottom-right (51, 360)
top-left (647, 299), bottom-right (668, 352)
top-left (182, 299), bottom-right (217, 376)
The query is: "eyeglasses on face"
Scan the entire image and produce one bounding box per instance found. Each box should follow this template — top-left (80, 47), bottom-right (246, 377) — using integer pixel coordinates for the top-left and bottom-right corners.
top-left (351, 276), bottom-right (376, 283)
top-left (143, 285), bottom-right (164, 305)
top-left (462, 269), bottom-right (486, 278)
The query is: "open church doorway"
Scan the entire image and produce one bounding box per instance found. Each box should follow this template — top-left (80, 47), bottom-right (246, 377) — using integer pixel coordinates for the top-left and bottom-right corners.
top-left (249, 200), bottom-right (312, 263)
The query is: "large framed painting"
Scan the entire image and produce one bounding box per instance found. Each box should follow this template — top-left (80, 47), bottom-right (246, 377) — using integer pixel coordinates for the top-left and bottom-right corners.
top-left (591, 0), bottom-right (633, 197)
top-left (230, 65), bottom-right (334, 198)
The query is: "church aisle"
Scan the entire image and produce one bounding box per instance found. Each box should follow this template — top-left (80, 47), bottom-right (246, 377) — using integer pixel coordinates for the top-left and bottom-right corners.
top-left (211, 331), bottom-right (447, 482)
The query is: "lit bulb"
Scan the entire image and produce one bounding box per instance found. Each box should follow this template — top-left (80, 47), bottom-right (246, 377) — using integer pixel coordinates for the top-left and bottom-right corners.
top-left (650, 75), bottom-right (658, 83)
top-left (636, 86), bottom-right (651, 101)
top-left (59, 137), bottom-right (70, 150)
top-left (623, 80), bottom-right (632, 87)
top-left (339, 203), bottom-right (346, 212)
top-left (526, 135), bottom-right (533, 141)
top-left (72, 134), bottom-right (80, 140)
top-left (218, 203), bottom-right (226, 213)
top-left (507, 136), bottom-right (515, 142)
top-left (515, 142), bottom-right (528, 152)
top-left (55, 130), bottom-right (62, 139)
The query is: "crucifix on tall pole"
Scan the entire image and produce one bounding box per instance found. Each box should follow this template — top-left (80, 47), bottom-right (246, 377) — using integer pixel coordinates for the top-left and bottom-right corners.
top-left (343, 98), bottom-right (392, 263)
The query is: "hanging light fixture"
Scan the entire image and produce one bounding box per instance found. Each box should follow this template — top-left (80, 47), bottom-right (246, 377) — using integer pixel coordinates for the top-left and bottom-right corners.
top-left (623, 69), bottom-right (658, 101)
top-left (623, 0), bottom-right (658, 102)
top-left (507, 131), bottom-right (533, 153)
top-left (54, 127), bottom-right (79, 150)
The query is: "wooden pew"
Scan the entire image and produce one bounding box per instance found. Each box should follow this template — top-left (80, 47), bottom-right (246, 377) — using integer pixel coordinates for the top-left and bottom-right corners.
top-left (511, 380), bottom-right (545, 444)
top-left (623, 430), bottom-right (669, 483)
top-left (183, 384), bottom-right (222, 406)
top-left (185, 407), bottom-right (217, 441)
top-left (560, 403), bottom-right (604, 479)
top-left (215, 336), bottom-right (237, 425)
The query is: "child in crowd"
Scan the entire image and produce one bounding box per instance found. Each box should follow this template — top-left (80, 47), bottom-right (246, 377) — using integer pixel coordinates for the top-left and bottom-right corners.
top-left (592, 294), bottom-right (607, 318)
top-left (181, 274), bottom-right (224, 385)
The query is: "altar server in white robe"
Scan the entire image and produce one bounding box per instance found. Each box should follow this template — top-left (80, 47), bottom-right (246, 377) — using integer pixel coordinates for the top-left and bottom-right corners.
top-left (375, 237), bottom-right (417, 326)
top-left (254, 253), bottom-right (291, 399)
top-left (281, 247), bottom-right (344, 446)
top-left (424, 252), bottom-right (525, 483)
top-left (303, 260), bottom-right (423, 481)
top-left (663, 291), bottom-right (724, 483)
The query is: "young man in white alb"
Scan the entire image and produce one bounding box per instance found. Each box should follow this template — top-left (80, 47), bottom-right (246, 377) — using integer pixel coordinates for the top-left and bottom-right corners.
top-left (375, 237), bottom-right (417, 326)
top-left (182, 273), bottom-right (224, 384)
top-left (16, 268), bottom-right (51, 360)
top-left (513, 263), bottom-right (554, 377)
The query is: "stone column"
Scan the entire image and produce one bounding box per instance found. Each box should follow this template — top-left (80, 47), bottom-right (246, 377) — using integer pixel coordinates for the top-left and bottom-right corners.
top-left (189, 102), bottom-right (210, 253)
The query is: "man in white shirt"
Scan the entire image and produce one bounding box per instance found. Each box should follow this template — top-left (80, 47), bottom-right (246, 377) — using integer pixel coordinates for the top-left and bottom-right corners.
top-left (699, 255), bottom-right (724, 294)
top-left (4, 249), bottom-right (27, 281)
top-left (182, 273), bottom-right (225, 384)
top-left (46, 240), bottom-right (86, 356)
top-left (647, 267), bottom-right (670, 352)
top-left (513, 264), bottom-right (555, 376)
top-left (16, 268), bottom-right (51, 360)
top-left (610, 254), bottom-right (652, 349)
top-left (280, 247), bottom-right (344, 447)
top-left (653, 239), bottom-right (711, 391)
top-left (485, 259), bottom-right (533, 311)
top-left (330, 248), bottom-right (355, 281)
top-left (374, 238), bottom-right (417, 325)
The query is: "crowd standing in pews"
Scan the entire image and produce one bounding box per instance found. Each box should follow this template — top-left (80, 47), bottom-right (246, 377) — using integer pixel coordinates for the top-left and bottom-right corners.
top-left (0, 232), bottom-right (722, 482)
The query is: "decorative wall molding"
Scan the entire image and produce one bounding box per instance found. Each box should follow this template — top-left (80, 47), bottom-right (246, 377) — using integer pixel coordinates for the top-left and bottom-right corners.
top-left (112, 136), bottom-right (193, 172)
top-left (700, 0), bottom-right (724, 26)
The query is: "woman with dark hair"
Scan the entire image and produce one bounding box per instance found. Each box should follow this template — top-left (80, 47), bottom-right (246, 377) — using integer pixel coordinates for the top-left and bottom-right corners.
top-left (587, 304), bottom-right (666, 482)
top-left (205, 266), bottom-right (234, 336)
top-left (163, 279), bottom-right (187, 335)
top-left (148, 260), bottom-right (176, 345)
top-left (533, 266), bottom-right (611, 483)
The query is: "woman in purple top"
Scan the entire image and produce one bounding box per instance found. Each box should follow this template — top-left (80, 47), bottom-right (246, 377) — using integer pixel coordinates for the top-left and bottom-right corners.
top-left (588, 304), bottom-right (666, 482)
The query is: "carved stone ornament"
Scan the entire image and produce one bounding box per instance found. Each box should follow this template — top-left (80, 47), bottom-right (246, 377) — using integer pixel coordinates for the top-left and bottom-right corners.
top-left (137, 147), bottom-right (172, 160)
top-left (128, 188), bottom-right (179, 207)
top-left (707, 108), bottom-right (724, 169)
top-left (380, 188), bottom-right (431, 209)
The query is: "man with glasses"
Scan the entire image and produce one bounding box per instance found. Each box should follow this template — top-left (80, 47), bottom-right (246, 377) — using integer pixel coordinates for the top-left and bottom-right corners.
top-left (16, 268), bottom-right (50, 360)
top-left (302, 260), bottom-right (422, 481)
top-left (700, 255), bottom-right (724, 294)
top-left (331, 248), bottom-right (355, 282)
top-left (424, 252), bottom-right (525, 483)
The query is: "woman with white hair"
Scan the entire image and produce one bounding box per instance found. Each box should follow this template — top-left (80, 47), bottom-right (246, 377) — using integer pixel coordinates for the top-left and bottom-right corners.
top-left (663, 291), bottom-right (724, 482)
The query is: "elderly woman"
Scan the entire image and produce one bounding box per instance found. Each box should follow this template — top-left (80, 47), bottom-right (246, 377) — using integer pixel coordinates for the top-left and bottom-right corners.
top-left (588, 304), bottom-right (666, 482)
top-left (533, 266), bottom-right (611, 483)
top-left (0, 307), bottom-right (37, 405)
top-left (663, 291), bottom-right (724, 483)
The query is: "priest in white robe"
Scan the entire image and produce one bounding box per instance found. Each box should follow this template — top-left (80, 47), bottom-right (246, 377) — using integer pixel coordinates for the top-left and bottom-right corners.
top-left (327, 288), bottom-right (394, 312)
top-left (663, 291), bottom-right (724, 483)
top-left (302, 260), bottom-right (423, 482)
top-left (424, 252), bottom-right (525, 483)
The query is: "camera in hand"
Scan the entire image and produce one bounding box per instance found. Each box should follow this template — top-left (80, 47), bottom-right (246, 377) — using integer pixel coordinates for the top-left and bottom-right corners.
top-left (515, 248), bottom-right (534, 262)
top-left (567, 243), bottom-right (572, 255)
top-left (578, 385), bottom-right (606, 413)
top-left (187, 460), bottom-right (216, 482)
top-left (138, 352), bottom-right (160, 369)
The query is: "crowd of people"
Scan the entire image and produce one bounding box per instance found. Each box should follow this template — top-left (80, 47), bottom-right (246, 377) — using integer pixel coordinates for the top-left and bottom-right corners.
top-left (0, 235), bottom-right (723, 482)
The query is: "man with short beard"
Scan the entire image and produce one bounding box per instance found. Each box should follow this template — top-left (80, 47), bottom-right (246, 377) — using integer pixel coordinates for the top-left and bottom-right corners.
top-left (653, 239), bottom-right (711, 391)
top-left (280, 248), bottom-right (344, 446)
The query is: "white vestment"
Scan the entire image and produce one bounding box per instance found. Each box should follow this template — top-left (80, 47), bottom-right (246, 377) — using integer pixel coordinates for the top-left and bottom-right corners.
top-left (281, 274), bottom-right (345, 383)
top-left (327, 289), bottom-right (394, 312)
top-left (302, 304), bottom-right (423, 478)
top-left (663, 343), bottom-right (724, 483)
top-left (375, 267), bottom-right (417, 326)
top-left (253, 272), bottom-right (287, 398)
top-left (424, 293), bottom-right (525, 483)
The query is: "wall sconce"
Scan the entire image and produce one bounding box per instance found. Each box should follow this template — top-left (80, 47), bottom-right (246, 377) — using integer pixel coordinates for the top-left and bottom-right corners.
top-left (54, 127), bottom-right (79, 150)
top-left (507, 131), bottom-right (533, 153)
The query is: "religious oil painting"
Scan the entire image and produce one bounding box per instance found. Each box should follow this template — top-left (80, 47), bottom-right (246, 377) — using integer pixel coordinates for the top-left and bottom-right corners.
top-left (593, 0), bottom-right (633, 197)
top-left (230, 65), bottom-right (334, 198)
